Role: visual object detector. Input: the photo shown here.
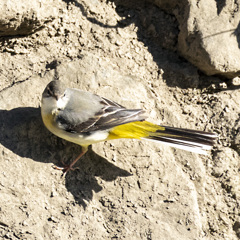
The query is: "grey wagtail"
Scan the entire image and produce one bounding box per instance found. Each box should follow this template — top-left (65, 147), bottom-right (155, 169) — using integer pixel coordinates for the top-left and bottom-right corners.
top-left (41, 80), bottom-right (217, 175)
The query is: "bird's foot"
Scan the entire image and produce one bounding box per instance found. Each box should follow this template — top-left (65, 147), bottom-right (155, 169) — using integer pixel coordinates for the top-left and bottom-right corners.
top-left (52, 147), bottom-right (88, 177)
top-left (52, 164), bottom-right (79, 177)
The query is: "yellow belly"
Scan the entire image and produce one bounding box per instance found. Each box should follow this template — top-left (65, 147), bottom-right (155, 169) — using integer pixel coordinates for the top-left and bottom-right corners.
top-left (41, 111), bottom-right (109, 146)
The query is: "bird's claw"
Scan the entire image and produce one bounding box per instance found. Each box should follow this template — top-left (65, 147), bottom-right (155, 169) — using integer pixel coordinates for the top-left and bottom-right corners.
top-left (52, 164), bottom-right (79, 177)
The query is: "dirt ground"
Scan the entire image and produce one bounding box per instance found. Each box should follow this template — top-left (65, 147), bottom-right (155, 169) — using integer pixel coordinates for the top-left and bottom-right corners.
top-left (0, 1), bottom-right (240, 239)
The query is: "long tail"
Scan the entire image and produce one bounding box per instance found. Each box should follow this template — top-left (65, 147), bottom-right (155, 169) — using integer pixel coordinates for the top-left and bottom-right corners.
top-left (108, 121), bottom-right (218, 154)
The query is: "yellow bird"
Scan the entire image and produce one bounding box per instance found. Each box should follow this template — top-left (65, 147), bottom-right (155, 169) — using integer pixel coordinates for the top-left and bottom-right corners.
top-left (41, 80), bottom-right (217, 175)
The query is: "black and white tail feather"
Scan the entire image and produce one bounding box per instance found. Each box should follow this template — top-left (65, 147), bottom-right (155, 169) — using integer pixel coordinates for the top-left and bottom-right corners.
top-left (145, 126), bottom-right (217, 154)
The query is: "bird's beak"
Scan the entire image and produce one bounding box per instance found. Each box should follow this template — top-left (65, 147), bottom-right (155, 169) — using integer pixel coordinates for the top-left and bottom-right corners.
top-left (54, 94), bottom-right (60, 101)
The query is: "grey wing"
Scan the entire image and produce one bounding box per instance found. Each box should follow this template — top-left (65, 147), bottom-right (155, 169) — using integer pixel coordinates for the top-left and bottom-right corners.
top-left (56, 95), bottom-right (146, 133)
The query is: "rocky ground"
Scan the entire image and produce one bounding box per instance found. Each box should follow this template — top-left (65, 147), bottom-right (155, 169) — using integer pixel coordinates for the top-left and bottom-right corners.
top-left (0, 0), bottom-right (240, 239)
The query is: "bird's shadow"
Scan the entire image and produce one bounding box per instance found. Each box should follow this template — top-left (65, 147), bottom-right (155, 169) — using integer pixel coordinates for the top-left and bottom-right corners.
top-left (0, 107), bottom-right (131, 208)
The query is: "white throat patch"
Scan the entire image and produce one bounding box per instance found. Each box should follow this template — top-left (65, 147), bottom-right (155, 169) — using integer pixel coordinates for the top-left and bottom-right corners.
top-left (56, 94), bottom-right (69, 109)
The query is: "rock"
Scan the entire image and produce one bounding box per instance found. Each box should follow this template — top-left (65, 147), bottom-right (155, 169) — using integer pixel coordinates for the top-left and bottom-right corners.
top-left (149, 0), bottom-right (240, 78)
top-left (0, 1), bottom-right (240, 239)
top-left (177, 0), bottom-right (240, 78)
top-left (0, 0), bottom-right (59, 36)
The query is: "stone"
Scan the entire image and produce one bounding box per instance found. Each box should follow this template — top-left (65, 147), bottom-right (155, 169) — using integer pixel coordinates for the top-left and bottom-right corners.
top-left (0, 0), bottom-right (59, 36)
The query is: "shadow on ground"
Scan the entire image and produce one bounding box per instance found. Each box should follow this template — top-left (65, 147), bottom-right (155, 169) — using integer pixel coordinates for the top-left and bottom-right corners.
top-left (63, 0), bottom-right (199, 88)
top-left (62, 0), bottom-right (240, 89)
top-left (0, 107), bottom-right (131, 208)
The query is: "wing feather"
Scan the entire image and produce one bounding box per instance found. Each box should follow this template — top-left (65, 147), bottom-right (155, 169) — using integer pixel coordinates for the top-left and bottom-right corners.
top-left (55, 95), bottom-right (145, 133)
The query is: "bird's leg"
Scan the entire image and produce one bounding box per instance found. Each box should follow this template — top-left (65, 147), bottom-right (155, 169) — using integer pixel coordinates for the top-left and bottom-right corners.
top-left (53, 146), bottom-right (88, 177)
